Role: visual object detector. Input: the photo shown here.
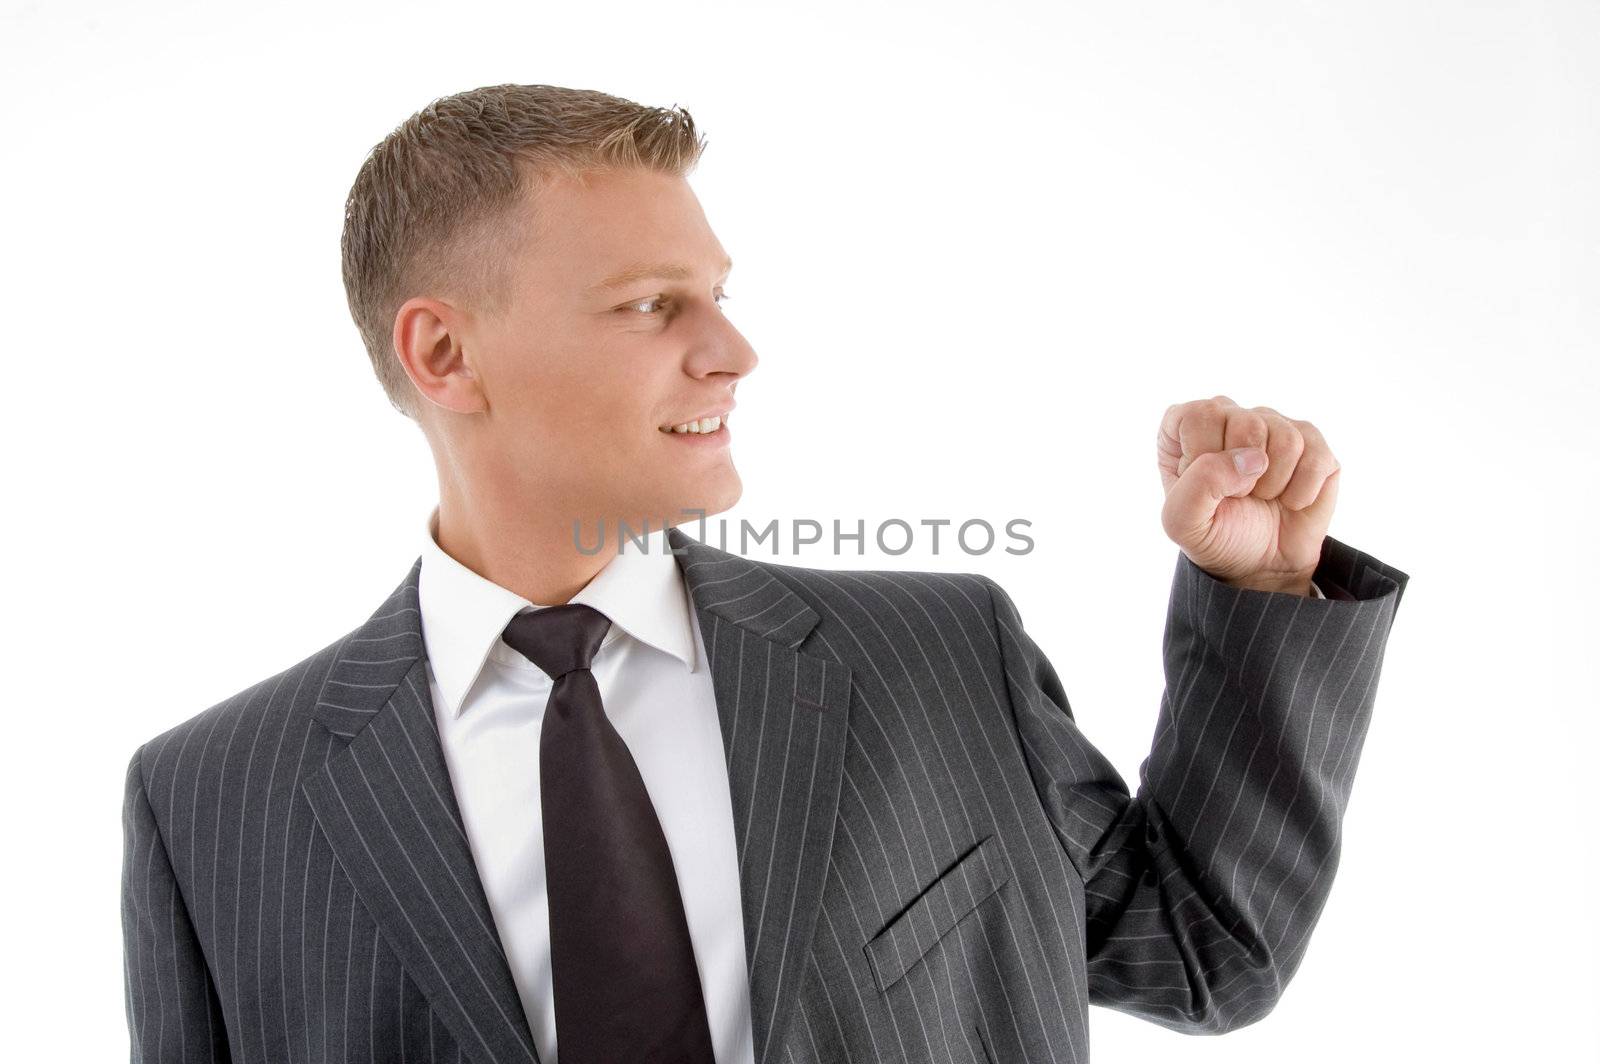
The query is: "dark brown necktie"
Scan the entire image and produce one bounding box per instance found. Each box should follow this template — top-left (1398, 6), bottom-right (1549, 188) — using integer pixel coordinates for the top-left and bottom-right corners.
top-left (500, 603), bottom-right (716, 1064)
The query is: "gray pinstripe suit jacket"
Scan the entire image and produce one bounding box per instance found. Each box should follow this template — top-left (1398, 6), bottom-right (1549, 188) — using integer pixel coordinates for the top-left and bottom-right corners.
top-left (122, 527), bottom-right (1408, 1064)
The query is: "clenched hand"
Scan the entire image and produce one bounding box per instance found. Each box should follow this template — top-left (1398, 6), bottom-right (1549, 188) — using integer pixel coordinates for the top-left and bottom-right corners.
top-left (1157, 395), bottom-right (1340, 595)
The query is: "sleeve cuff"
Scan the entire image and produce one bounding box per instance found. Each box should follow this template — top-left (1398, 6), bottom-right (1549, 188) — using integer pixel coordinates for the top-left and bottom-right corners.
top-left (1180, 534), bottom-right (1409, 605)
top-left (1309, 534), bottom-right (1410, 604)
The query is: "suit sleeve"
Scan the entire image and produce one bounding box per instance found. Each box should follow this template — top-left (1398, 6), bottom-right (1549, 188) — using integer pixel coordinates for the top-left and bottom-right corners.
top-left (122, 746), bottom-right (233, 1062)
top-left (982, 533), bottom-right (1408, 1034)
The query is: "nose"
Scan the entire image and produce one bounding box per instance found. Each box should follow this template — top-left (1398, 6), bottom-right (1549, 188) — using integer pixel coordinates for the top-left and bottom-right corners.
top-left (685, 307), bottom-right (759, 381)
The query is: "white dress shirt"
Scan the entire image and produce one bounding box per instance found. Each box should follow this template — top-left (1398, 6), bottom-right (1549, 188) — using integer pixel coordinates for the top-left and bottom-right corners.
top-left (417, 507), bottom-right (755, 1064)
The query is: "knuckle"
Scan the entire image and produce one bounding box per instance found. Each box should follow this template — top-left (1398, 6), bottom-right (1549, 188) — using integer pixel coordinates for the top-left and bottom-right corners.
top-left (1300, 451), bottom-right (1337, 476)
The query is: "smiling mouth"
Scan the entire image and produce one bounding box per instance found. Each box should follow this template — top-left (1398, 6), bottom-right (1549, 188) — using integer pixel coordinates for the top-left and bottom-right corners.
top-left (659, 413), bottom-right (728, 435)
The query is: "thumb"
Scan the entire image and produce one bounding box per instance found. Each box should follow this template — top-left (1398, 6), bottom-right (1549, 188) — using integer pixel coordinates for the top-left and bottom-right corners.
top-left (1162, 447), bottom-right (1268, 539)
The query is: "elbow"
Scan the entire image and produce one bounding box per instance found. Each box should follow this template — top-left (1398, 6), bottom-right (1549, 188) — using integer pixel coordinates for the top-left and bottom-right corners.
top-left (1182, 954), bottom-right (1289, 1035)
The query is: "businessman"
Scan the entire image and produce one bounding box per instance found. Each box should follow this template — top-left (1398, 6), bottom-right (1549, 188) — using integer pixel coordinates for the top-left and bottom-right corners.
top-left (121, 83), bottom-right (1409, 1064)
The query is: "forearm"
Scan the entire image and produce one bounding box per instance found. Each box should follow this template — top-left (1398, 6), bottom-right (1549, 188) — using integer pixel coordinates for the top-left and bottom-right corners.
top-left (987, 534), bottom-right (1408, 1033)
top-left (1108, 535), bottom-right (1406, 1028)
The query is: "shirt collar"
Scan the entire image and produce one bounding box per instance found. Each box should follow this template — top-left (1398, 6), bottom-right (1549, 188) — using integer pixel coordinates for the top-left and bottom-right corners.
top-left (417, 506), bottom-right (698, 718)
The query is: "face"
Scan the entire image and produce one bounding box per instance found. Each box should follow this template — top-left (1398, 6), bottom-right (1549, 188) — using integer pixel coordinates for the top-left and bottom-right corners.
top-left (402, 167), bottom-right (758, 544)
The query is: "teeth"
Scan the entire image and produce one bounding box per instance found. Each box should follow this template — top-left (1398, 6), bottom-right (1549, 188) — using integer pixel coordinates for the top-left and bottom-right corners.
top-left (666, 415), bottom-right (722, 434)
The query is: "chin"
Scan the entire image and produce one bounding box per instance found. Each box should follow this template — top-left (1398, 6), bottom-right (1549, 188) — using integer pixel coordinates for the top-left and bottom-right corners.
top-left (661, 469), bottom-right (743, 528)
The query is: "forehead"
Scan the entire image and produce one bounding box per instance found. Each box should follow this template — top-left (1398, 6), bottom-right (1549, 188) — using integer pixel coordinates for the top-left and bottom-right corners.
top-left (519, 167), bottom-right (725, 277)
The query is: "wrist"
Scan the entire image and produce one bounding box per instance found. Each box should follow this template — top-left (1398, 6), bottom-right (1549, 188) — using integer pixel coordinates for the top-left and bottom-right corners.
top-left (1221, 572), bottom-right (1317, 597)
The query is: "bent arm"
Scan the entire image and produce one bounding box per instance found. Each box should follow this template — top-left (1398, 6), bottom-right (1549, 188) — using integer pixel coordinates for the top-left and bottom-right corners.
top-left (984, 533), bottom-right (1408, 1034)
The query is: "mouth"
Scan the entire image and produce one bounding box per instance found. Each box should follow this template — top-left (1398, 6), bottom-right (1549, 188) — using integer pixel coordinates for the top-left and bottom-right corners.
top-left (658, 408), bottom-right (733, 436)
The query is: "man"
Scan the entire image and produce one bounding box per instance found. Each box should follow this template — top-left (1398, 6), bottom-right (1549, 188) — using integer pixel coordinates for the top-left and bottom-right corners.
top-left (121, 83), bottom-right (1408, 1064)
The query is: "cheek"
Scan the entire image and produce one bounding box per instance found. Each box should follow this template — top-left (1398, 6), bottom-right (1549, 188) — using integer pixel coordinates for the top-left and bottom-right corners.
top-left (513, 353), bottom-right (620, 422)
top-left (591, 356), bottom-right (675, 426)
top-left (501, 336), bottom-right (673, 445)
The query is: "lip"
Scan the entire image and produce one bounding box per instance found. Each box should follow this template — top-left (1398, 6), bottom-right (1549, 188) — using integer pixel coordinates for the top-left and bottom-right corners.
top-left (660, 420), bottom-right (731, 447)
top-left (659, 405), bottom-right (734, 432)
top-left (658, 408), bottom-right (732, 447)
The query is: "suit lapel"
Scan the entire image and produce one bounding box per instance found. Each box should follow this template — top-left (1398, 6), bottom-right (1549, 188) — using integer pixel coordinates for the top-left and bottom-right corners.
top-left (667, 526), bottom-right (854, 1064)
top-left (300, 530), bottom-right (854, 1064)
top-left (301, 559), bottom-right (541, 1064)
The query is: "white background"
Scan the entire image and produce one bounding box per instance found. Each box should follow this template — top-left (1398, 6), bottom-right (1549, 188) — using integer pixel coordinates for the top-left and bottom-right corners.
top-left (4, 0), bottom-right (1596, 1059)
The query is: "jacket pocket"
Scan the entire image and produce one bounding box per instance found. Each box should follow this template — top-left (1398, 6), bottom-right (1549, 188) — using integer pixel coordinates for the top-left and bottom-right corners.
top-left (863, 833), bottom-right (1010, 992)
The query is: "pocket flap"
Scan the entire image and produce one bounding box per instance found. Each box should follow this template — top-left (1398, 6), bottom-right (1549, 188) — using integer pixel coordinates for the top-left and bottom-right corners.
top-left (863, 833), bottom-right (1008, 992)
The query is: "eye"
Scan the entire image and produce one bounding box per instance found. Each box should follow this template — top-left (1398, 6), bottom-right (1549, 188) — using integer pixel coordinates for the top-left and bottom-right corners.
top-left (626, 295), bottom-right (668, 315)
top-left (623, 291), bottom-right (732, 316)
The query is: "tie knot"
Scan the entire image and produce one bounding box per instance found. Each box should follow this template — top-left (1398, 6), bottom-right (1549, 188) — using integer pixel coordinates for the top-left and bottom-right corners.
top-left (500, 603), bottom-right (612, 680)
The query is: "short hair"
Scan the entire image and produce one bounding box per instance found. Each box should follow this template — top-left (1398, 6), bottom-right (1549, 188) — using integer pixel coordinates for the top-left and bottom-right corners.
top-left (340, 83), bottom-right (708, 420)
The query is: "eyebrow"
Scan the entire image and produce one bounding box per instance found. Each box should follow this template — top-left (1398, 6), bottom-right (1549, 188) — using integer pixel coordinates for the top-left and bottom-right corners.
top-left (588, 256), bottom-right (734, 292)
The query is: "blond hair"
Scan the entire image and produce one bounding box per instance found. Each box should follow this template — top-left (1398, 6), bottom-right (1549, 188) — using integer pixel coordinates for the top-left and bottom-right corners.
top-left (340, 83), bottom-right (708, 419)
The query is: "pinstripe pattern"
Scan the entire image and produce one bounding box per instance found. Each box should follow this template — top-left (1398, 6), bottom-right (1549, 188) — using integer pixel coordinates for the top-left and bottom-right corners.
top-left (122, 529), bottom-right (1407, 1063)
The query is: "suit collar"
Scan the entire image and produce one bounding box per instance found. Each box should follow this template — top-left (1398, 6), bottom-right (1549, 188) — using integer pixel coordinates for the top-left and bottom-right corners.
top-left (664, 524), bottom-right (821, 647)
top-left (303, 525), bottom-right (851, 1064)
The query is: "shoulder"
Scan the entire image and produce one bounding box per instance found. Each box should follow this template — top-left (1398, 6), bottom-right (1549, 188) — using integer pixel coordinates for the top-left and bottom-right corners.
top-left (125, 627), bottom-right (351, 805)
top-left (752, 556), bottom-right (1005, 639)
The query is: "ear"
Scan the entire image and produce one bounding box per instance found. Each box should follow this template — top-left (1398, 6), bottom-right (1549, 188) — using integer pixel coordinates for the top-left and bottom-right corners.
top-left (394, 296), bottom-right (486, 415)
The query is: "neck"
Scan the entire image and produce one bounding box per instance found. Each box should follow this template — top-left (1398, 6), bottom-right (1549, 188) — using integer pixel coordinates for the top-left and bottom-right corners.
top-left (431, 484), bottom-right (629, 606)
